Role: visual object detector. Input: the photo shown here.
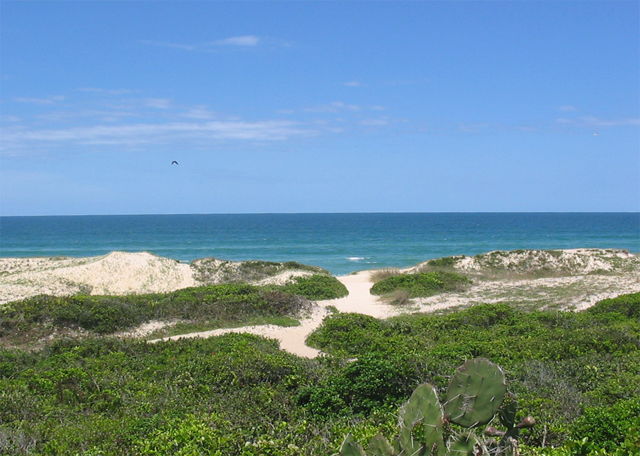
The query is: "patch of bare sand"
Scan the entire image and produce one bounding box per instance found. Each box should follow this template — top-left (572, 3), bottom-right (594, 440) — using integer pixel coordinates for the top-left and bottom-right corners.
top-left (0, 252), bottom-right (196, 304)
top-left (152, 255), bottom-right (640, 358)
top-left (150, 271), bottom-right (396, 358)
top-left (3, 249), bottom-right (638, 359)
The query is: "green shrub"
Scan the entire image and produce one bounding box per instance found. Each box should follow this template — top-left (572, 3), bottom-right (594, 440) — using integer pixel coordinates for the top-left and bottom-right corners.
top-left (306, 313), bottom-right (388, 356)
top-left (0, 283), bottom-right (319, 342)
top-left (274, 274), bottom-right (348, 300)
top-left (132, 413), bottom-right (231, 455)
top-left (570, 398), bottom-right (640, 450)
top-left (586, 292), bottom-right (640, 319)
top-left (370, 271), bottom-right (471, 298)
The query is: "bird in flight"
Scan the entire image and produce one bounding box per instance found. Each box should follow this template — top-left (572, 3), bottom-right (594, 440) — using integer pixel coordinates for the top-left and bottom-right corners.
top-left (171, 161), bottom-right (179, 165)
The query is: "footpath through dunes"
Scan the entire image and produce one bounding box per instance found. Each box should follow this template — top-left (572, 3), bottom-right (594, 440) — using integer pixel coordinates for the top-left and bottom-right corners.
top-left (2, 249), bottom-right (639, 357)
top-left (149, 271), bottom-right (397, 358)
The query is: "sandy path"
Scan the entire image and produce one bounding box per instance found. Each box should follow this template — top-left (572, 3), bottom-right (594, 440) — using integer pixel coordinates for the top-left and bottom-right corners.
top-left (150, 271), bottom-right (396, 358)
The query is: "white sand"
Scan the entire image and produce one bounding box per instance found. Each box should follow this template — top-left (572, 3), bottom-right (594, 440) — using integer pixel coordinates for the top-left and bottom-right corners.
top-left (0, 252), bottom-right (196, 304)
top-left (150, 271), bottom-right (397, 358)
top-left (2, 249), bottom-right (639, 358)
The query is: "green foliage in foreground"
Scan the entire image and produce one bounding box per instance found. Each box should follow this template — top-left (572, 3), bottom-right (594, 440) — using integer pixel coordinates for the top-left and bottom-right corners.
top-left (0, 335), bottom-right (347, 455)
top-left (585, 292), bottom-right (640, 319)
top-left (0, 275), bottom-right (346, 343)
top-left (336, 358), bottom-right (534, 456)
top-left (0, 292), bottom-right (639, 454)
top-left (305, 295), bottom-right (640, 450)
top-left (369, 271), bottom-right (471, 298)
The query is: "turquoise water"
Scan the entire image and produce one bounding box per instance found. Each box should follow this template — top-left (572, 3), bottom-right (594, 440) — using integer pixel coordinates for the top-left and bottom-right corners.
top-left (0, 213), bottom-right (638, 275)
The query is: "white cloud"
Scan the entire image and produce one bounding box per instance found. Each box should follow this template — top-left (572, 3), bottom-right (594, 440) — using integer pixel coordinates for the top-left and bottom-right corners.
top-left (140, 40), bottom-right (196, 51)
top-left (343, 81), bottom-right (362, 87)
top-left (359, 118), bottom-right (389, 126)
top-left (305, 101), bottom-right (364, 113)
top-left (144, 98), bottom-right (173, 109)
top-left (78, 88), bottom-right (134, 95)
top-left (458, 123), bottom-right (491, 133)
top-left (180, 106), bottom-right (218, 119)
top-left (556, 116), bottom-right (640, 127)
top-left (212, 35), bottom-right (260, 47)
top-left (1, 119), bottom-right (316, 155)
top-left (557, 105), bottom-right (579, 112)
top-left (1, 115), bottom-right (21, 122)
top-left (13, 96), bottom-right (65, 105)
top-left (142, 35), bottom-right (293, 53)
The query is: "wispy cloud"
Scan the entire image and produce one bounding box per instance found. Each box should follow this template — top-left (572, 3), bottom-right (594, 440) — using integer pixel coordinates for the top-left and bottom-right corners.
top-left (1, 120), bottom-right (316, 155)
top-left (556, 116), bottom-right (640, 128)
top-left (458, 123), bottom-right (492, 133)
top-left (3, 90), bottom-right (396, 157)
top-left (557, 105), bottom-right (579, 112)
top-left (305, 101), bottom-right (369, 113)
top-left (78, 88), bottom-right (134, 95)
top-left (359, 118), bottom-right (390, 126)
top-left (13, 96), bottom-right (65, 105)
top-left (1, 115), bottom-right (21, 122)
top-left (343, 81), bottom-right (363, 87)
top-left (144, 98), bottom-right (173, 109)
top-left (140, 40), bottom-right (196, 51)
top-left (211, 35), bottom-right (260, 47)
top-left (141, 35), bottom-right (286, 53)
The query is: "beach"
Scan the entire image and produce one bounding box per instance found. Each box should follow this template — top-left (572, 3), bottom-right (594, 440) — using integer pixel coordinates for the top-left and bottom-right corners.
top-left (1, 249), bottom-right (639, 357)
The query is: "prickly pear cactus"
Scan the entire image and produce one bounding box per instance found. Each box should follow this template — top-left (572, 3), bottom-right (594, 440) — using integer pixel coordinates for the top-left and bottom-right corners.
top-left (398, 383), bottom-right (446, 456)
top-left (444, 358), bottom-right (507, 428)
top-left (366, 434), bottom-right (395, 455)
top-left (449, 432), bottom-right (479, 456)
top-left (337, 434), bottom-right (366, 456)
top-left (336, 358), bottom-right (531, 456)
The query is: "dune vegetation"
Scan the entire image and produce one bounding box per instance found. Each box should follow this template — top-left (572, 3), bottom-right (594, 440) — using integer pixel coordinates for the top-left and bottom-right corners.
top-left (0, 251), bottom-right (639, 455)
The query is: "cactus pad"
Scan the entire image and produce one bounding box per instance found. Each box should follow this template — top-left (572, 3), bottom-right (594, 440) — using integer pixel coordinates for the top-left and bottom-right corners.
top-left (366, 435), bottom-right (395, 455)
top-left (398, 383), bottom-right (446, 456)
top-left (338, 434), bottom-right (366, 456)
top-left (449, 433), bottom-right (479, 456)
top-left (444, 358), bottom-right (507, 428)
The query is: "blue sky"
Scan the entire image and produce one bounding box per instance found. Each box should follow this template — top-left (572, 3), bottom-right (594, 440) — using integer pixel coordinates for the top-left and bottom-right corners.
top-left (1, 1), bottom-right (638, 216)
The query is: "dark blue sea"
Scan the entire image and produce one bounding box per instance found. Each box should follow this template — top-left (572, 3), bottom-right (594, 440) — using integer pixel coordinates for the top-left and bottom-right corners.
top-left (0, 213), bottom-right (638, 275)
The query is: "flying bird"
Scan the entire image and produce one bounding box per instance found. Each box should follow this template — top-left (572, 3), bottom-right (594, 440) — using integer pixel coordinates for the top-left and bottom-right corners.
top-left (171, 161), bottom-right (179, 165)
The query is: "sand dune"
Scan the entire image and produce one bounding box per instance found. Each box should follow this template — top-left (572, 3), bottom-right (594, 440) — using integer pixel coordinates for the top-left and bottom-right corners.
top-left (0, 252), bottom-right (196, 304)
top-left (2, 249), bottom-right (639, 358)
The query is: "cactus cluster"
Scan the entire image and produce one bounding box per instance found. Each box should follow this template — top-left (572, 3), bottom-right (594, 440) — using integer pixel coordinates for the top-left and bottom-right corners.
top-left (336, 358), bottom-right (535, 456)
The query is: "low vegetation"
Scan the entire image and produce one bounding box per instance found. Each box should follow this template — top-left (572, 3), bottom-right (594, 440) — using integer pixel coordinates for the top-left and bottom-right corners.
top-left (336, 358), bottom-right (536, 456)
top-left (417, 249), bottom-right (639, 281)
top-left (0, 263), bottom-right (638, 454)
top-left (191, 258), bottom-right (327, 285)
top-left (304, 295), bottom-right (640, 454)
top-left (0, 275), bottom-right (346, 346)
top-left (370, 271), bottom-right (472, 301)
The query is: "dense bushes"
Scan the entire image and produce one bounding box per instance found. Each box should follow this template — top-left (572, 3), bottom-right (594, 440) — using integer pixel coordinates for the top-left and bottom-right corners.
top-left (305, 300), bottom-right (640, 450)
top-left (0, 334), bottom-right (332, 455)
top-left (270, 274), bottom-right (349, 301)
top-left (0, 275), bottom-right (346, 342)
top-left (1, 293), bottom-right (639, 454)
top-left (370, 271), bottom-right (471, 298)
top-left (570, 398), bottom-right (640, 451)
top-left (296, 352), bottom-right (423, 416)
top-left (586, 291), bottom-right (640, 319)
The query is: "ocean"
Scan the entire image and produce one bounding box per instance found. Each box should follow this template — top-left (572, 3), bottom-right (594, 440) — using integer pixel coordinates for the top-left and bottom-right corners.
top-left (0, 213), bottom-right (638, 276)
